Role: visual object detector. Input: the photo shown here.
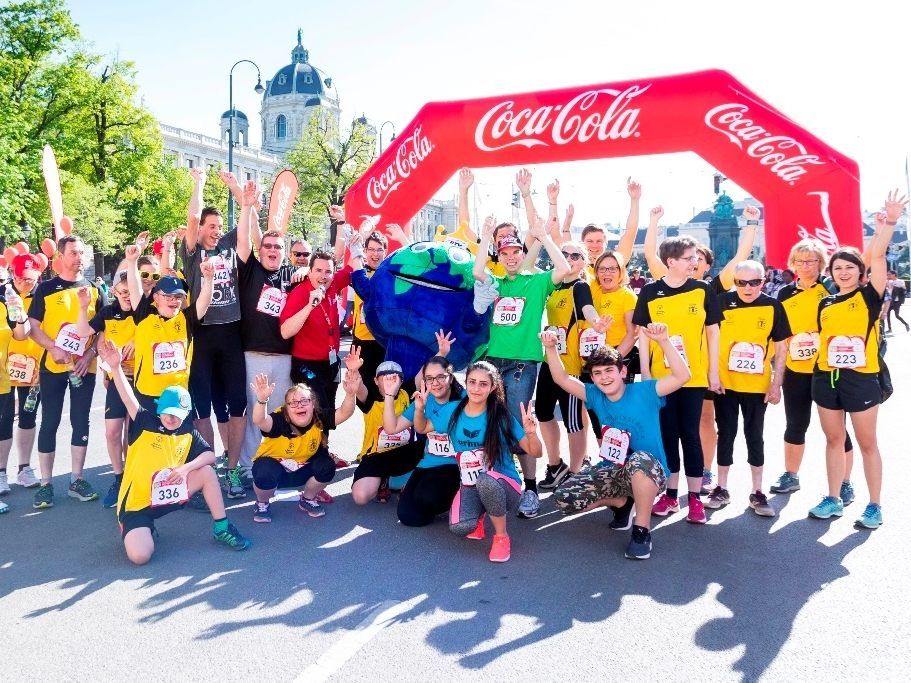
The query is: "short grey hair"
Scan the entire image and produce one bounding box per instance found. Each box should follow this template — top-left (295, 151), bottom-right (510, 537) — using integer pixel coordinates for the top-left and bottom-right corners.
top-left (734, 259), bottom-right (765, 279)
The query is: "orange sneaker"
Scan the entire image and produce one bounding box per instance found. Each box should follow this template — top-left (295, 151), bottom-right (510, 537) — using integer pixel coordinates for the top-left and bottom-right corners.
top-left (489, 534), bottom-right (511, 562)
top-left (466, 515), bottom-right (486, 540)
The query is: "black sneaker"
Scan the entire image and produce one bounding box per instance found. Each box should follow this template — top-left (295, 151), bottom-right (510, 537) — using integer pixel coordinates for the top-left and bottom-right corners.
top-left (539, 461), bottom-right (570, 491)
top-left (625, 527), bottom-right (652, 560)
top-left (609, 497), bottom-right (635, 531)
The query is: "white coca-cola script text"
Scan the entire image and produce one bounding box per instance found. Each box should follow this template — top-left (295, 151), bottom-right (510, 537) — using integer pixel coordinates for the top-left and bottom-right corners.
top-left (366, 126), bottom-right (433, 209)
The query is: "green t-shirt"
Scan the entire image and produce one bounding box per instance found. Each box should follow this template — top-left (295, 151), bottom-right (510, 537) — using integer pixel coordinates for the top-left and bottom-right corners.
top-left (487, 271), bottom-right (556, 361)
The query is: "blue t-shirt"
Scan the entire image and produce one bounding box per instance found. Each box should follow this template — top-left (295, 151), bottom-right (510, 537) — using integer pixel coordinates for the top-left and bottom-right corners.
top-left (584, 379), bottom-right (669, 476)
top-left (403, 398), bottom-right (460, 469)
top-left (427, 401), bottom-right (523, 484)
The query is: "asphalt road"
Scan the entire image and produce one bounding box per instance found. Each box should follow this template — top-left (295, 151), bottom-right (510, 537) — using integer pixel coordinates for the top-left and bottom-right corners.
top-left (2, 334), bottom-right (909, 682)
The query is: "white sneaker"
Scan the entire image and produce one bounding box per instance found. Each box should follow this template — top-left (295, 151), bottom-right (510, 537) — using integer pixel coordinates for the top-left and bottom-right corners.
top-left (0, 471), bottom-right (9, 495)
top-left (16, 466), bottom-right (40, 488)
top-left (516, 489), bottom-right (540, 519)
top-left (0, 499), bottom-right (8, 514)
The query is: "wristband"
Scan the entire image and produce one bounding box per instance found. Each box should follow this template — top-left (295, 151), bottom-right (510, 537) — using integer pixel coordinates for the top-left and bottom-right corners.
top-left (256, 399), bottom-right (268, 405)
top-left (521, 193), bottom-right (530, 199)
top-left (746, 219), bottom-right (759, 226)
top-left (885, 220), bottom-right (897, 226)
top-left (549, 202), bottom-right (557, 206)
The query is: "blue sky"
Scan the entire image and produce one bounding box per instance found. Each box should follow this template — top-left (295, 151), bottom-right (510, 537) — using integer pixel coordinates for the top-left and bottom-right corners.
top-left (66, 0), bottom-right (911, 225)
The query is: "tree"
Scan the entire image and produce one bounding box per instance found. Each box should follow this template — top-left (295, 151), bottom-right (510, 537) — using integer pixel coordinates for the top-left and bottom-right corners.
top-left (284, 112), bottom-right (376, 246)
top-left (61, 171), bottom-right (125, 254)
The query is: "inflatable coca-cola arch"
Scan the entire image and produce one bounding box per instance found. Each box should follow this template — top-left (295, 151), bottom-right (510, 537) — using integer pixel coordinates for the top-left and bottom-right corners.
top-left (345, 69), bottom-right (860, 266)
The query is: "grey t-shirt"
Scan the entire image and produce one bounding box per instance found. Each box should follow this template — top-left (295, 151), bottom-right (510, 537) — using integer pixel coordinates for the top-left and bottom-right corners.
top-left (179, 229), bottom-right (241, 325)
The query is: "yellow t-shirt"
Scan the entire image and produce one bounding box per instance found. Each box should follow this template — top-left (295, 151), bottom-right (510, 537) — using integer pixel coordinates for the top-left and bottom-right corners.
top-left (352, 268), bottom-right (375, 342)
top-left (816, 284), bottom-right (881, 375)
top-left (132, 296), bottom-right (196, 398)
top-left (718, 292), bottom-right (792, 393)
top-left (545, 280), bottom-right (590, 376)
top-left (590, 286), bottom-right (638, 350)
top-left (90, 302), bottom-right (136, 378)
top-left (0, 300), bottom-right (15, 394)
top-left (28, 276), bottom-right (99, 374)
top-left (358, 389), bottom-right (414, 457)
top-left (7, 289), bottom-right (41, 387)
top-left (254, 409), bottom-right (325, 465)
top-left (777, 279), bottom-right (831, 374)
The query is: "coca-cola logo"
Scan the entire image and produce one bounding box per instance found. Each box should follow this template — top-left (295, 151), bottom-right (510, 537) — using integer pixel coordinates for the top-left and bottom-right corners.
top-left (474, 85), bottom-right (650, 152)
top-left (797, 191), bottom-right (840, 255)
top-left (704, 104), bottom-right (825, 185)
top-left (366, 126), bottom-right (433, 210)
top-left (270, 182), bottom-right (293, 232)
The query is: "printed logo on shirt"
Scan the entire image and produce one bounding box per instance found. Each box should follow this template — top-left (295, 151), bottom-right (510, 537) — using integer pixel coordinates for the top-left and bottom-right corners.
top-left (756, 318), bottom-right (767, 329)
top-left (463, 428), bottom-right (481, 439)
top-left (688, 304), bottom-right (698, 314)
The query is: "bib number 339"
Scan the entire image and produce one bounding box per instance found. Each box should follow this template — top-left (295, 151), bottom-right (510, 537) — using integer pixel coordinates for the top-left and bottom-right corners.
top-left (150, 468), bottom-right (189, 507)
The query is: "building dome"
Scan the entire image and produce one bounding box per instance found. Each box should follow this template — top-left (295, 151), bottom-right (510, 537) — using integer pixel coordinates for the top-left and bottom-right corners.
top-left (265, 29), bottom-right (328, 97)
top-left (221, 110), bottom-right (248, 121)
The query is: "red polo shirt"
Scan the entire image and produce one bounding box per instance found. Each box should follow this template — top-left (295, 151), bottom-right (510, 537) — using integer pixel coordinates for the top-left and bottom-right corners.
top-left (280, 268), bottom-right (352, 361)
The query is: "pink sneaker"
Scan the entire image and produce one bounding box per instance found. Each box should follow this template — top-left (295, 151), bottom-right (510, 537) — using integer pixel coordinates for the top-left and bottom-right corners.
top-left (651, 493), bottom-right (680, 517)
top-left (687, 495), bottom-right (707, 524)
top-left (489, 534), bottom-right (511, 562)
top-left (466, 515), bottom-right (486, 540)
top-left (315, 490), bottom-right (334, 504)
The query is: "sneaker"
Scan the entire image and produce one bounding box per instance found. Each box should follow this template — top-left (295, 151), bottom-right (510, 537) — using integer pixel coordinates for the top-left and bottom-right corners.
top-left (651, 493), bottom-right (679, 517)
top-left (186, 491), bottom-right (210, 512)
top-left (215, 451), bottom-right (228, 480)
top-left (68, 478), bottom-right (98, 502)
top-left (0, 471), bottom-right (9, 495)
top-left (225, 466), bottom-right (247, 499)
top-left (517, 489), bottom-right (540, 519)
top-left (855, 503), bottom-right (883, 529)
top-left (608, 498), bottom-right (635, 531)
top-left (331, 452), bottom-right (351, 468)
top-left (749, 491), bottom-right (775, 517)
top-left (16, 466), bottom-right (40, 488)
top-left (33, 483), bottom-right (54, 509)
top-left (213, 522), bottom-right (252, 551)
top-left (539, 461), bottom-right (570, 491)
top-left (770, 471), bottom-right (800, 494)
top-left (705, 486), bottom-right (731, 509)
top-left (466, 515), bottom-right (486, 540)
top-left (0, 499), bottom-right (8, 514)
top-left (253, 502), bottom-right (272, 523)
top-left (625, 527), bottom-right (652, 560)
top-left (700, 468), bottom-right (714, 495)
top-left (376, 478), bottom-right (391, 504)
top-left (240, 468), bottom-right (255, 491)
top-left (808, 496), bottom-right (844, 519)
top-left (298, 493), bottom-right (326, 518)
top-left (489, 534), bottom-right (511, 562)
top-left (839, 481), bottom-right (855, 507)
top-left (687, 495), bottom-right (707, 524)
top-left (102, 478), bottom-right (121, 509)
top-left (315, 489), bottom-right (334, 504)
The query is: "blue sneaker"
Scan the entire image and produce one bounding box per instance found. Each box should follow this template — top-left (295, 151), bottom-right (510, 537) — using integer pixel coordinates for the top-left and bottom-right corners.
top-left (808, 496), bottom-right (844, 519)
top-left (839, 481), bottom-right (855, 506)
top-left (102, 478), bottom-right (121, 509)
top-left (770, 472), bottom-right (800, 494)
top-left (854, 503), bottom-right (882, 529)
top-left (700, 468), bottom-right (714, 495)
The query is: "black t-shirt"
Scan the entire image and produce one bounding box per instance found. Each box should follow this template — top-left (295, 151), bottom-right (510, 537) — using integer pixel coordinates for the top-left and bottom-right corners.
top-left (88, 300), bottom-right (131, 333)
top-left (238, 257), bottom-right (296, 354)
top-left (179, 229), bottom-right (240, 324)
top-left (128, 407), bottom-right (211, 455)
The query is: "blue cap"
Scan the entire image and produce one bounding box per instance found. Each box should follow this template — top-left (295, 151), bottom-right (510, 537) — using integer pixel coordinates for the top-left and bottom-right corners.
top-left (152, 275), bottom-right (188, 296)
top-left (155, 385), bottom-right (193, 420)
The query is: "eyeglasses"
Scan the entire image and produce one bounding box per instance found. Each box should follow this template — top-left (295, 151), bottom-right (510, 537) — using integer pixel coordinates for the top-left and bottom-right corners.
top-left (365, 247), bottom-right (386, 254)
top-left (793, 259), bottom-right (819, 266)
top-left (423, 374), bottom-right (450, 385)
top-left (597, 266), bottom-right (620, 274)
top-left (734, 278), bottom-right (764, 287)
top-left (157, 292), bottom-right (182, 301)
top-left (561, 252), bottom-right (584, 261)
top-left (113, 288), bottom-right (131, 298)
top-left (676, 256), bottom-right (700, 263)
top-left (140, 271), bottom-right (161, 281)
top-left (287, 398), bottom-right (312, 408)
top-left (261, 242), bottom-right (283, 250)
top-left (292, 251), bottom-right (311, 258)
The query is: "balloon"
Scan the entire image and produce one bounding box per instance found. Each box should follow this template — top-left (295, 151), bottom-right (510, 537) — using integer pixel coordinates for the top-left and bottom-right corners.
top-left (15, 242), bottom-right (29, 255)
top-left (59, 216), bottom-right (73, 237)
top-left (41, 238), bottom-right (56, 257)
top-left (52, 255), bottom-right (62, 275)
top-left (3, 247), bottom-right (17, 266)
top-left (342, 69), bottom-right (861, 267)
top-left (34, 253), bottom-right (48, 271)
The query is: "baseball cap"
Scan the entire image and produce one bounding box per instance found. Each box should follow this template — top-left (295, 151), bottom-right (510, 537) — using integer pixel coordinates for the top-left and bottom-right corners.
top-left (152, 275), bottom-right (187, 296)
top-left (375, 361), bottom-right (403, 377)
top-left (12, 254), bottom-right (41, 279)
top-left (155, 385), bottom-right (192, 420)
top-left (496, 235), bottom-right (523, 253)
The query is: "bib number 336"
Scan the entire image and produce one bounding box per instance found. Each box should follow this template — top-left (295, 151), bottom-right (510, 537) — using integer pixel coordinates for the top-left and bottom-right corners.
top-left (150, 468), bottom-right (189, 507)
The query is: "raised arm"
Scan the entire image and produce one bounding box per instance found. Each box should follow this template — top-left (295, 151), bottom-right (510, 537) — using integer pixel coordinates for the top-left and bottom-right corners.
top-left (556, 204), bottom-right (574, 246)
top-left (329, 205), bottom-right (347, 264)
top-left (98, 340), bottom-right (140, 419)
top-left (195, 259), bottom-right (215, 320)
top-left (473, 215), bottom-right (496, 283)
top-left (458, 167), bottom-right (474, 229)
top-left (124, 244), bottom-right (143, 310)
top-left (235, 180), bottom-right (259, 264)
top-left (645, 323), bottom-right (691, 396)
top-left (380, 374), bottom-right (412, 433)
top-left (411, 386), bottom-right (432, 434)
top-left (250, 373), bottom-right (276, 433)
top-left (335, 369), bottom-right (360, 426)
top-left (185, 167), bottom-right (205, 251)
top-left (540, 330), bottom-right (587, 401)
top-left (871, 191), bottom-right (909, 296)
top-left (516, 168), bottom-right (538, 231)
top-left (529, 216), bottom-right (570, 284)
top-left (644, 206), bottom-right (668, 279)
top-left (74, 286), bottom-right (97, 337)
top-left (616, 177), bottom-right (641, 264)
top-left (716, 206), bottom-right (759, 290)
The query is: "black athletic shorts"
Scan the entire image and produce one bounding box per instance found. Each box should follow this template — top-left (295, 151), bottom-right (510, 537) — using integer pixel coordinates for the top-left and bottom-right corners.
top-left (811, 369), bottom-right (882, 413)
top-left (119, 504), bottom-right (182, 538)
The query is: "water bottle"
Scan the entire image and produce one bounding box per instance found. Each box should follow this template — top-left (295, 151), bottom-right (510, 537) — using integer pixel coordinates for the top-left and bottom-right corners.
top-left (24, 386), bottom-right (39, 413)
top-left (4, 284), bottom-right (22, 321)
top-left (69, 371), bottom-right (83, 388)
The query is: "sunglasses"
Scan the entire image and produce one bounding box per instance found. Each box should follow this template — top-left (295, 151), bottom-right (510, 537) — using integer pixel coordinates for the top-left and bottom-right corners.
top-left (261, 242), bottom-right (283, 250)
top-left (734, 278), bottom-right (764, 287)
top-left (140, 271), bottom-right (161, 281)
top-left (292, 251), bottom-right (311, 258)
top-left (561, 252), bottom-right (584, 261)
top-left (287, 398), bottom-right (312, 408)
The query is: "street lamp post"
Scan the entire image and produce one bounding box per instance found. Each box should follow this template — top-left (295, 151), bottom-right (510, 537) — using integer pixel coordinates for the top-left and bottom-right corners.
top-left (228, 59), bottom-right (265, 227)
top-left (379, 121), bottom-right (396, 154)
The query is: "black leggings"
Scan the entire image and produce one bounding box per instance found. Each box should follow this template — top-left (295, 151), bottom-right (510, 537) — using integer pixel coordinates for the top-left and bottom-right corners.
top-left (397, 465), bottom-right (460, 527)
top-left (714, 390), bottom-right (766, 468)
top-left (189, 322), bottom-right (247, 420)
top-left (659, 387), bottom-right (705, 478)
top-left (352, 338), bottom-right (386, 402)
top-left (251, 449), bottom-right (336, 490)
top-left (782, 368), bottom-right (853, 451)
top-left (37, 371), bottom-right (96, 453)
top-left (0, 386), bottom-right (39, 440)
top-left (888, 300), bottom-right (908, 330)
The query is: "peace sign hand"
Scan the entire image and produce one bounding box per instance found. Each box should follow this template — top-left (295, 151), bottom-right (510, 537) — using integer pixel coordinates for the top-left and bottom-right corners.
top-left (520, 401), bottom-right (538, 434)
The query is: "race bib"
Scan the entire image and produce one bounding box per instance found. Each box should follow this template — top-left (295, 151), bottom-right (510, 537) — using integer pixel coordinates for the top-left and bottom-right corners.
top-left (663, 334), bottom-right (690, 368)
top-left (728, 342), bottom-right (764, 374)
top-left (827, 336), bottom-right (866, 369)
top-left (7, 353), bottom-right (37, 384)
top-left (457, 449), bottom-right (487, 486)
top-left (599, 426), bottom-right (632, 466)
top-left (377, 426), bottom-right (411, 451)
top-left (152, 341), bottom-right (187, 375)
top-left (789, 332), bottom-right (820, 361)
top-left (579, 328), bottom-right (605, 357)
top-left (427, 432), bottom-right (454, 457)
top-left (492, 297), bottom-right (525, 326)
top-left (256, 286), bottom-right (286, 317)
top-left (211, 256), bottom-right (230, 285)
top-left (632, 287), bottom-right (642, 295)
top-left (54, 323), bottom-right (87, 357)
top-left (280, 458), bottom-right (301, 472)
top-left (150, 468), bottom-right (189, 507)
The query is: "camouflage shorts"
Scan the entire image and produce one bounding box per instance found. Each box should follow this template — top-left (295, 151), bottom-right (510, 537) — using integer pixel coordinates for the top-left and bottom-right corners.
top-left (553, 451), bottom-right (667, 514)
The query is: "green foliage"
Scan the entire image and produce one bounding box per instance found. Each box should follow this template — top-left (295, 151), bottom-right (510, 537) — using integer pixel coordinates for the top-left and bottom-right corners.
top-left (61, 171), bottom-right (125, 253)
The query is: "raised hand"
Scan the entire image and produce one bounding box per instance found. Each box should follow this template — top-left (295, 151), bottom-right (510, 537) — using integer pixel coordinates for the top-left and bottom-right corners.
top-left (649, 206), bottom-right (664, 222)
top-left (884, 189), bottom-right (909, 222)
top-left (380, 373), bottom-right (402, 398)
top-left (458, 167), bottom-right (474, 191)
top-left (385, 223), bottom-right (407, 245)
top-left (328, 205), bottom-right (346, 223)
top-left (627, 177), bottom-right (642, 200)
top-left (218, 170), bottom-right (241, 193)
top-left (189, 167), bottom-right (206, 185)
top-left (481, 215), bottom-right (496, 241)
top-left (76, 286), bottom-right (92, 310)
top-left (642, 322), bottom-right (669, 342)
top-left (519, 401), bottom-right (538, 434)
top-left (250, 373), bottom-right (275, 403)
top-left (547, 179), bottom-right (560, 203)
top-left (161, 232), bottom-right (176, 252)
top-left (241, 180), bottom-right (259, 208)
top-left (435, 329), bottom-right (456, 356)
top-left (874, 211), bottom-right (888, 231)
top-left (742, 205), bottom-right (760, 222)
top-left (527, 215), bottom-right (546, 242)
top-left (344, 345), bottom-right (363, 372)
top-left (124, 244), bottom-right (140, 263)
top-left (539, 328), bottom-right (559, 348)
top-left (358, 217), bottom-right (377, 242)
top-left (565, 204), bottom-right (575, 222)
top-left (413, 385), bottom-right (429, 411)
top-left (343, 369), bottom-right (361, 395)
top-left (515, 168), bottom-right (532, 196)
top-left (97, 339), bottom-right (122, 369)
top-left (592, 314), bottom-right (614, 334)
top-left (135, 231), bottom-right (150, 254)
top-left (200, 259), bottom-right (215, 280)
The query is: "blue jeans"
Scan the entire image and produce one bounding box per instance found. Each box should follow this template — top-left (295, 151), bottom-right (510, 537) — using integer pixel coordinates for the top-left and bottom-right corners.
top-left (484, 357), bottom-right (540, 423)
